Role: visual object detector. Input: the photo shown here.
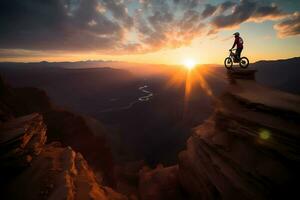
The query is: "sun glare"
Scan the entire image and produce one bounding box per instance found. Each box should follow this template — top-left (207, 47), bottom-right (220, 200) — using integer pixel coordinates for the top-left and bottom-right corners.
top-left (183, 59), bottom-right (196, 70)
top-left (165, 61), bottom-right (218, 119)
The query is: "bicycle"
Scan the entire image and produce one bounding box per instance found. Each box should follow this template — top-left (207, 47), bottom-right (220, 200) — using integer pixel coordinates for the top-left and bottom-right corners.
top-left (224, 49), bottom-right (249, 69)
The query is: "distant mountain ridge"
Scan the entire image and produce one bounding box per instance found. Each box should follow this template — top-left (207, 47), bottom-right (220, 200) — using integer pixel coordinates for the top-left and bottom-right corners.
top-left (252, 57), bottom-right (300, 94)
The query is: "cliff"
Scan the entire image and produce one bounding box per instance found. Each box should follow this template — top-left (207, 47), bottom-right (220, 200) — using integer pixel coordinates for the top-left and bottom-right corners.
top-left (2, 68), bottom-right (300, 200)
top-left (0, 113), bottom-right (126, 200)
top-left (178, 69), bottom-right (300, 199)
top-left (0, 113), bottom-right (46, 171)
top-left (136, 69), bottom-right (300, 200)
top-left (0, 75), bottom-right (125, 199)
top-left (139, 165), bottom-right (185, 200)
top-left (0, 75), bottom-right (115, 186)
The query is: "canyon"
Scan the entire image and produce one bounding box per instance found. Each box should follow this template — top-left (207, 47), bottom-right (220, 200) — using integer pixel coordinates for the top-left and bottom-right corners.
top-left (1, 66), bottom-right (300, 199)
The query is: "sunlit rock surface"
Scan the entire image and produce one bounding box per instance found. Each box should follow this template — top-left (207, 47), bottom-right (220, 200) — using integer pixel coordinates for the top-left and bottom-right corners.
top-left (178, 69), bottom-right (300, 199)
top-left (0, 114), bottom-right (127, 200)
top-left (5, 143), bottom-right (126, 200)
top-left (0, 74), bottom-right (115, 186)
top-left (0, 75), bottom-right (126, 200)
top-left (0, 113), bottom-right (46, 170)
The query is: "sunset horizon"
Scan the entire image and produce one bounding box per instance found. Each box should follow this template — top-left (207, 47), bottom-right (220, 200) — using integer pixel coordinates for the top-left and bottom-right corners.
top-left (0, 0), bottom-right (299, 65)
top-left (1, 1), bottom-right (300, 200)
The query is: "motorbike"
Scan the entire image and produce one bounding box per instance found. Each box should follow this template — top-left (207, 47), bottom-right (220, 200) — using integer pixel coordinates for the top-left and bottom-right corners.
top-left (224, 49), bottom-right (249, 69)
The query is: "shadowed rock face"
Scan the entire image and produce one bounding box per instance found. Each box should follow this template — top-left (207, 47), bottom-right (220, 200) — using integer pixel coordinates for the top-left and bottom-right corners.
top-left (4, 142), bottom-right (125, 200)
top-left (139, 165), bottom-right (186, 200)
top-left (2, 67), bottom-right (300, 199)
top-left (0, 114), bottom-right (127, 200)
top-left (178, 69), bottom-right (300, 199)
top-left (0, 74), bottom-right (115, 186)
top-left (0, 113), bottom-right (46, 172)
top-left (0, 76), bottom-right (126, 199)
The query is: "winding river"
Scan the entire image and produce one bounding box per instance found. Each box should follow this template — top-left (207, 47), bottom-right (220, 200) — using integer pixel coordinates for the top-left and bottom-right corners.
top-left (138, 85), bottom-right (154, 101)
top-left (99, 85), bottom-right (154, 113)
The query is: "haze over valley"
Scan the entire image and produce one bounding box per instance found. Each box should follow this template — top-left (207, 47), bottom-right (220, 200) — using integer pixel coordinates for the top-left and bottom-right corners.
top-left (1, 57), bottom-right (299, 166)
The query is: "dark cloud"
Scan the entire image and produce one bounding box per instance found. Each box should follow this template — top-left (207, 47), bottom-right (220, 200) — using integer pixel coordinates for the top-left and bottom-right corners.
top-left (0, 0), bottom-right (123, 51)
top-left (218, 1), bottom-right (235, 13)
top-left (133, 1), bottom-right (204, 52)
top-left (210, 0), bottom-right (286, 30)
top-left (173, 0), bottom-right (202, 9)
top-left (201, 1), bottom-right (235, 19)
top-left (201, 4), bottom-right (217, 19)
top-left (101, 0), bottom-right (133, 28)
top-left (0, 0), bottom-right (296, 55)
top-left (274, 12), bottom-right (300, 38)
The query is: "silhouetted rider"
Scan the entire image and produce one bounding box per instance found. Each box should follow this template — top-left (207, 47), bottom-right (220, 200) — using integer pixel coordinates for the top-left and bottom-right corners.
top-left (230, 32), bottom-right (243, 61)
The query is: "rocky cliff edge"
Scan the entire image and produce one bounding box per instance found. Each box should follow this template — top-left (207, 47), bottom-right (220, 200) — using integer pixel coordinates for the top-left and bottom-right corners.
top-left (0, 113), bottom-right (127, 200)
top-left (178, 69), bottom-right (300, 199)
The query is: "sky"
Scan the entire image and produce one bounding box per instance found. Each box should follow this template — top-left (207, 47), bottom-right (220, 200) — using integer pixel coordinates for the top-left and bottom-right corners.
top-left (0, 0), bottom-right (299, 65)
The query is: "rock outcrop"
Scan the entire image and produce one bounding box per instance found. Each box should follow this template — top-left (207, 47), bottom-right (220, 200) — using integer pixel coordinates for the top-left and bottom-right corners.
top-left (0, 75), bottom-right (126, 199)
top-left (139, 165), bottom-right (186, 200)
top-left (2, 68), bottom-right (300, 200)
top-left (0, 113), bottom-right (127, 200)
top-left (0, 74), bottom-right (115, 186)
top-left (0, 113), bottom-right (46, 171)
top-left (178, 69), bottom-right (300, 199)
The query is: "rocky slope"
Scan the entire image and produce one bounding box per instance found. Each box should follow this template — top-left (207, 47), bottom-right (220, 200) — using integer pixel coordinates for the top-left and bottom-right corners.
top-left (136, 69), bottom-right (300, 200)
top-left (0, 113), bottom-right (126, 200)
top-left (2, 68), bottom-right (300, 200)
top-left (0, 75), bottom-right (126, 199)
top-left (139, 164), bottom-right (185, 200)
top-left (178, 69), bottom-right (300, 199)
top-left (0, 113), bottom-right (46, 171)
top-left (0, 75), bottom-right (115, 186)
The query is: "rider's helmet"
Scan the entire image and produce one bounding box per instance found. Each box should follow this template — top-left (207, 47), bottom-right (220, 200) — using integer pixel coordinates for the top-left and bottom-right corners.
top-left (233, 32), bottom-right (240, 36)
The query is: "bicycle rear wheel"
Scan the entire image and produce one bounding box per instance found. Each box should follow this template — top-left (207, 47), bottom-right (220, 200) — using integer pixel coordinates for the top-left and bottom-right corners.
top-left (239, 57), bottom-right (249, 68)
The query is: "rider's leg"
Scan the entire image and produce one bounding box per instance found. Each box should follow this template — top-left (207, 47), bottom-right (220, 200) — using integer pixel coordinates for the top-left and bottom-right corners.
top-left (236, 48), bottom-right (243, 61)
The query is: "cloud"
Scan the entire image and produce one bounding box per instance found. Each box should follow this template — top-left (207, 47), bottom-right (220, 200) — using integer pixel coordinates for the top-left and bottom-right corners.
top-left (133, 2), bottom-right (205, 53)
top-left (0, 0), bottom-right (124, 51)
top-left (217, 1), bottom-right (235, 13)
top-left (0, 0), bottom-right (297, 55)
top-left (172, 0), bottom-right (202, 9)
top-left (274, 12), bottom-right (300, 38)
top-left (101, 0), bottom-right (134, 28)
top-left (0, 49), bottom-right (47, 58)
top-left (0, 0), bottom-right (208, 54)
top-left (201, 4), bottom-right (217, 19)
top-left (210, 0), bottom-right (286, 30)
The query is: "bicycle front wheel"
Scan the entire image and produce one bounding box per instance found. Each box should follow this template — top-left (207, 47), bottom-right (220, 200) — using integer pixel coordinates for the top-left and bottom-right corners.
top-left (224, 57), bottom-right (233, 69)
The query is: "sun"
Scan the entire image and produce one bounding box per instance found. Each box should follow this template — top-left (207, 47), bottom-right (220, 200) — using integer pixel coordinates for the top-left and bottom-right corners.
top-left (183, 59), bottom-right (196, 70)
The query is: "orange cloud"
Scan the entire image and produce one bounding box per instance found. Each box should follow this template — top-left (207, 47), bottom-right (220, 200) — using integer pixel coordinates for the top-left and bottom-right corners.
top-left (274, 12), bottom-right (300, 38)
top-left (209, 0), bottom-right (287, 33)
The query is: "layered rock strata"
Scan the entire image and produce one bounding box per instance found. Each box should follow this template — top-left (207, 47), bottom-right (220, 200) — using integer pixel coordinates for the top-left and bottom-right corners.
top-left (0, 113), bottom-right (46, 170)
top-left (0, 113), bottom-right (126, 200)
top-left (178, 69), bottom-right (300, 199)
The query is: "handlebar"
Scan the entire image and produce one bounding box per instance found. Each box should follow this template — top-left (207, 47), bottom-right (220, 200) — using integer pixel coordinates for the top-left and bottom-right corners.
top-left (229, 48), bottom-right (237, 51)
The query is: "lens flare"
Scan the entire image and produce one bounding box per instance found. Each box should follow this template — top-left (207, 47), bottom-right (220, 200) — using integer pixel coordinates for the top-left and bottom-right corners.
top-left (165, 65), bottom-right (221, 120)
top-left (259, 129), bottom-right (271, 140)
top-left (183, 59), bottom-right (196, 70)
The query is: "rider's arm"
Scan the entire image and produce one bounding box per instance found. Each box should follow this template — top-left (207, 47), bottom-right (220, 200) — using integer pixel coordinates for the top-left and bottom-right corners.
top-left (231, 38), bottom-right (237, 49)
